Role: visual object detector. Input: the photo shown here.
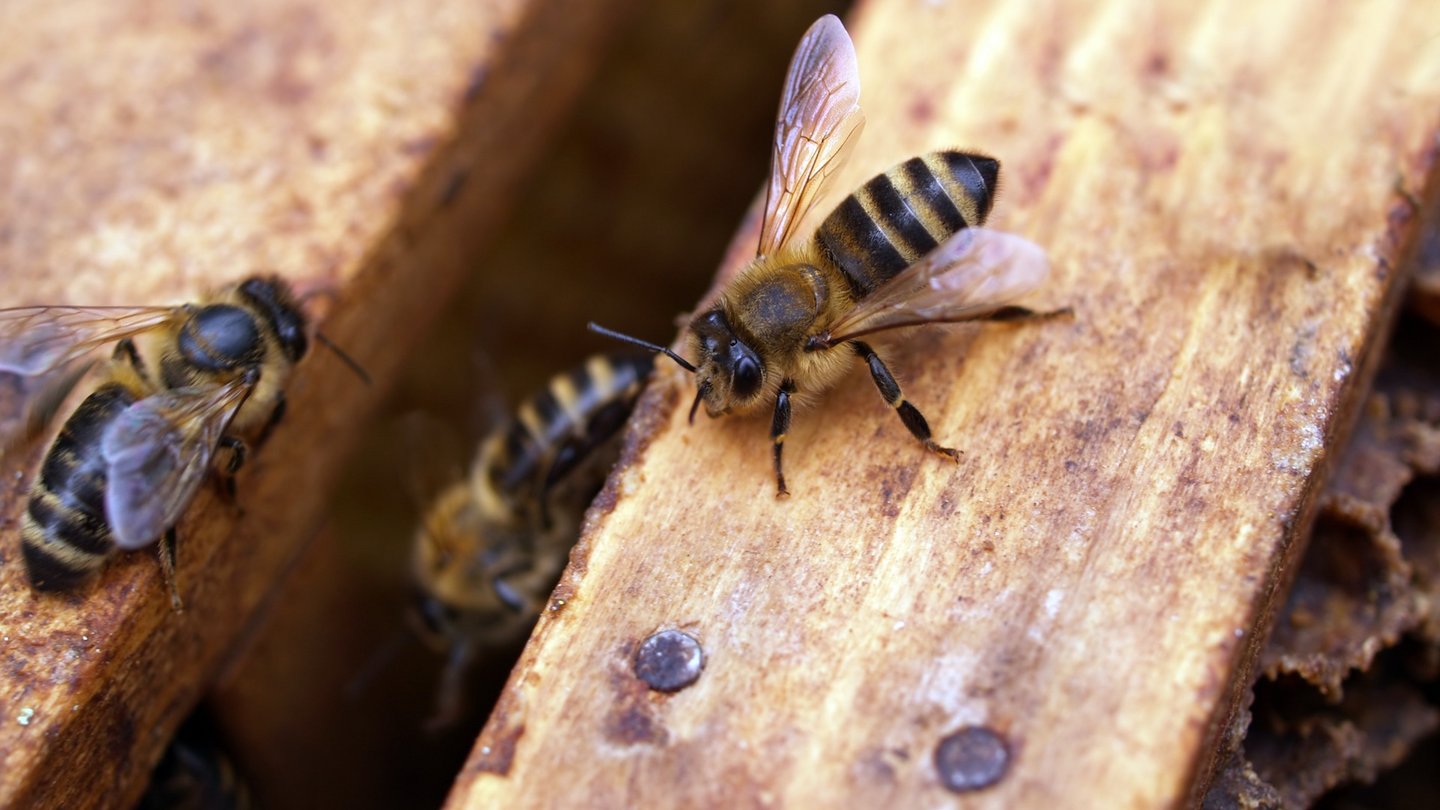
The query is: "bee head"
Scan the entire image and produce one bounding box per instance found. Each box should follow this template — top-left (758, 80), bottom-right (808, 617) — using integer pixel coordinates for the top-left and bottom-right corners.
top-left (238, 276), bottom-right (309, 363)
top-left (585, 318), bottom-right (764, 426)
top-left (687, 309), bottom-right (764, 419)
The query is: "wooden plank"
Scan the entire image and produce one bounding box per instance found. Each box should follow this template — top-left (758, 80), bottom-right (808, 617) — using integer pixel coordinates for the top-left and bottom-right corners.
top-left (449, 0), bottom-right (1440, 807)
top-left (0, 0), bottom-right (625, 806)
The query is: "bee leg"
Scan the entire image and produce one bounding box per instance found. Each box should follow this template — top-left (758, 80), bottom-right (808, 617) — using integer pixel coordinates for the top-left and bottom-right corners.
top-left (158, 527), bottom-right (184, 612)
top-left (979, 304), bottom-right (1074, 323)
top-left (214, 436), bottom-right (248, 504)
top-left (255, 391), bottom-right (287, 447)
top-left (427, 640), bottom-right (477, 733)
top-left (536, 440), bottom-right (581, 531)
top-left (771, 380), bottom-right (796, 498)
top-left (853, 341), bottom-right (960, 463)
top-left (482, 542), bottom-right (534, 609)
top-left (114, 338), bottom-right (154, 385)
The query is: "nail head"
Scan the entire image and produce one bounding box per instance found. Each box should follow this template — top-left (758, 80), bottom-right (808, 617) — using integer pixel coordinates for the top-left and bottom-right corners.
top-left (634, 629), bottom-right (704, 692)
top-left (934, 725), bottom-right (1010, 792)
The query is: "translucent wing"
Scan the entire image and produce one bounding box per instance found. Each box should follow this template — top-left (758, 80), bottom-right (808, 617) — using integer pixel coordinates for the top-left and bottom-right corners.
top-left (757, 14), bottom-right (865, 257)
top-left (0, 360), bottom-right (94, 457)
top-left (101, 377), bottom-right (253, 550)
top-left (0, 305), bottom-right (180, 376)
top-left (822, 227), bottom-right (1051, 345)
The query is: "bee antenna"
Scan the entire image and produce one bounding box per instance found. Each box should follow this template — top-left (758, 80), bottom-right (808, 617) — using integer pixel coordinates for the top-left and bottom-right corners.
top-left (316, 331), bottom-right (373, 386)
top-left (587, 322), bottom-right (696, 373)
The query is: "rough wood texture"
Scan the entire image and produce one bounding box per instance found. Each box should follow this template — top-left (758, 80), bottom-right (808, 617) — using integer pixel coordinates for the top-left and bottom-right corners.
top-left (451, 1), bottom-right (1440, 807)
top-left (0, 0), bottom-right (623, 807)
top-left (1203, 305), bottom-right (1440, 809)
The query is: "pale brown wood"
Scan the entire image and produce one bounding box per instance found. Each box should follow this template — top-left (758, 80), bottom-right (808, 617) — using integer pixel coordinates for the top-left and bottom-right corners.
top-left (449, 1), bottom-right (1440, 807)
top-left (0, 0), bottom-right (625, 807)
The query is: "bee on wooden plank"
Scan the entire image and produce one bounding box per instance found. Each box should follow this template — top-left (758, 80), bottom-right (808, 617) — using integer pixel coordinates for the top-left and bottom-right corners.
top-left (409, 353), bottom-right (651, 728)
top-left (0, 276), bottom-right (365, 608)
top-left (590, 14), bottom-right (1061, 496)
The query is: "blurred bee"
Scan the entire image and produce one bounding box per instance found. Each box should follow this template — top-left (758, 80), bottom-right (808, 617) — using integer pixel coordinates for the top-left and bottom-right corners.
top-left (591, 14), bottom-right (1061, 496)
top-left (410, 353), bottom-right (651, 729)
top-left (0, 276), bottom-right (360, 607)
top-left (140, 711), bottom-right (252, 810)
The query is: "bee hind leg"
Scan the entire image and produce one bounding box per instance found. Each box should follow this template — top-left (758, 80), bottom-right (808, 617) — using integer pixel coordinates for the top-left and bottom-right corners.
top-left (853, 341), bottom-right (960, 463)
top-left (980, 305), bottom-right (1074, 323)
top-left (771, 380), bottom-right (796, 499)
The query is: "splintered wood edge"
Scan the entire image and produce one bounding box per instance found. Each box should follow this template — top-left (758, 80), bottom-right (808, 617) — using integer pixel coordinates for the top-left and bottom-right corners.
top-left (0, 0), bottom-right (627, 806)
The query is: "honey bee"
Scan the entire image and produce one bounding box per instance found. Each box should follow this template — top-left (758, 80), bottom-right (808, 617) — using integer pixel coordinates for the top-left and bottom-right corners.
top-left (590, 14), bottom-right (1060, 496)
top-left (141, 712), bottom-right (252, 810)
top-left (0, 276), bottom-right (361, 607)
top-left (410, 353), bottom-right (651, 728)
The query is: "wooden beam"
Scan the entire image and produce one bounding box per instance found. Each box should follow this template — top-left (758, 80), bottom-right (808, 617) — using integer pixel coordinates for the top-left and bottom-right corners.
top-left (0, 0), bottom-right (625, 806)
top-left (448, 0), bottom-right (1440, 807)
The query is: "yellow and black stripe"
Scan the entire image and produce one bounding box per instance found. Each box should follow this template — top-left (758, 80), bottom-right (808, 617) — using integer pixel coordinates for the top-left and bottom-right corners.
top-left (20, 382), bottom-right (139, 589)
top-left (485, 354), bottom-right (652, 502)
top-left (814, 151), bottom-right (998, 298)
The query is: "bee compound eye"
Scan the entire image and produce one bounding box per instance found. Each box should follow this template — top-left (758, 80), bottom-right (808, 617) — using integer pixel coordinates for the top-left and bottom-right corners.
top-left (733, 355), bottom-right (761, 398)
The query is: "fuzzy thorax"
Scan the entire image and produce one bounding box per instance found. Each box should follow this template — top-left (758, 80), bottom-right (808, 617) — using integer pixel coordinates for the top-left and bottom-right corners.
top-left (690, 246), bottom-right (858, 417)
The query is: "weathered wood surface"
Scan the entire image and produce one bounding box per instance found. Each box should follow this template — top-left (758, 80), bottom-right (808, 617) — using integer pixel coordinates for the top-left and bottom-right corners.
top-left (1203, 193), bottom-right (1440, 807)
top-left (0, 0), bottom-right (624, 806)
top-left (451, 1), bottom-right (1440, 808)
top-left (1207, 310), bottom-right (1440, 808)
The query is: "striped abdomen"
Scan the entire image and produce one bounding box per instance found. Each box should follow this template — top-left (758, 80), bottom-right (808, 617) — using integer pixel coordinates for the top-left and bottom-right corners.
top-left (485, 354), bottom-right (652, 507)
top-left (814, 151), bottom-right (998, 299)
top-left (21, 382), bottom-right (137, 590)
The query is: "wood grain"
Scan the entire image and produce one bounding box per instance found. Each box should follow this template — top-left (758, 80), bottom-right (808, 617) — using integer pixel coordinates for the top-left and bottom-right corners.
top-left (449, 0), bottom-right (1440, 807)
top-left (0, 0), bottom-right (624, 806)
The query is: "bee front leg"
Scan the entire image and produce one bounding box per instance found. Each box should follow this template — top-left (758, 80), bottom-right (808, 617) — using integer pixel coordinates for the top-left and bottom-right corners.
top-left (771, 380), bottom-right (796, 499)
top-left (852, 341), bottom-right (961, 463)
top-left (114, 338), bottom-right (153, 385)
